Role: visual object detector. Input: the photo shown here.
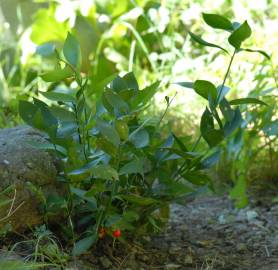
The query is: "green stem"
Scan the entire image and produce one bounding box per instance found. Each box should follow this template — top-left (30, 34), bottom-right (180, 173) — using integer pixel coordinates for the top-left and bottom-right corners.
top-left (218, 49), bottom-right (237, 103)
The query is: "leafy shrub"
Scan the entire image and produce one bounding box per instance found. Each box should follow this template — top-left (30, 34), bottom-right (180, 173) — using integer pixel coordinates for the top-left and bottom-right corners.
top-left (18, 13), bottom-right (270, 255)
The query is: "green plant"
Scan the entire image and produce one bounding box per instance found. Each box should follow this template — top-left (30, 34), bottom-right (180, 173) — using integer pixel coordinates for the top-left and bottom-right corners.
top-left (18, 12), bottom-right (270, 256)
top-left (177, 13), bottom-right (273, 207)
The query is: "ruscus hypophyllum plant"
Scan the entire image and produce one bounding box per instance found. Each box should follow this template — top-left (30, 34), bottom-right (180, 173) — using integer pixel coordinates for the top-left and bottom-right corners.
top-left (19, 13), bottom-right (268, 255)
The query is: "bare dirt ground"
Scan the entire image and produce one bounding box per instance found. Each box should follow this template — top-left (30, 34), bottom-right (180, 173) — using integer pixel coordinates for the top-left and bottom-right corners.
top-left (2, 195), bottom-right (278, 269)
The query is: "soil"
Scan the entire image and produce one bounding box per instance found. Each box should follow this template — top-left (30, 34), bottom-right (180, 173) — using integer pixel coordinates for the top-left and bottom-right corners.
top-left (69, 195), bottom-right (278, 270)
top-left (2, 195), bottom-right (278, 270)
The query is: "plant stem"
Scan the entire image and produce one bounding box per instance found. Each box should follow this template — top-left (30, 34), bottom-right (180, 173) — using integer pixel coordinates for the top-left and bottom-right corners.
top-left (218, 49), bottom-right (237, 103)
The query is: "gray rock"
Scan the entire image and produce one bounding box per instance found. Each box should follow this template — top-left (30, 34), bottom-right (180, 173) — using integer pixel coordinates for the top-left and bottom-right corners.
top-left (0, 126), bottom-right (63, 232)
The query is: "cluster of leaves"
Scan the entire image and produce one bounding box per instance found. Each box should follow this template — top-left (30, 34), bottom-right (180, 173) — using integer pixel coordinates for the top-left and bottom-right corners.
top-left (19, 32), bottom-right (216, 256)
top-left (18, 13), bottom-right (270, 256)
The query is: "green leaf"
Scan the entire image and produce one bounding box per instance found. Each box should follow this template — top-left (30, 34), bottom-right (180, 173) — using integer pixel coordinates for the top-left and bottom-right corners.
top-left (131, 82), bottom-right (160, 108)
top-left (200, 108), bottom-right (214, 135)
top-left (110, 75), bottom-right (128, 92)
top-left (96, 119), bottom-right (120, 147)
top-left (229, 98), bottom-right (267, 106)
top-left (188, 31), bottom-right (228, 53)
top-left (223, 108), bottom-right (242, 137)
top-left (172, 133), bottom-right (189, 152)
top-left (206, 130), bottom-right (225, 147)
top-left (228, 21), bottom-right (252, 49)
top-left (92, 164), bottom-right (119, 180)
top-left (123, 72), bottom-right (139, 90)
top-left (241, 48), bottom-right (271, 59)
top-left (184, 171), bottom-right (211, 186)
top-left (121, 194), bottom-right (158, 206)
top-left (19, 101), bottom-right (38, 127)
top-left (202, 13), bottom-right (233, 31)
top-left (72, 234), bottom-right (97, 256)
top-left (174, 82), bottom-right (194, 89)
top-left (230, 175), bottom-right (248, 208)
top-left (40, 91), bottom-right (76, 103)
top-left (201, 150), bottom-right (221, 169)
top-left (49, 106), bottom-right (75, 121)
top-left (119, 158), bottom-right (143, 176)
top-left (194, 80), bottom-right (218, 101)
top-left (129, 129), bottom-right (149, 148)
top-left (200, 108), bottom-right (224, 147)
top-left (41, 67), bottom-right (73, 82)
top-left (27, 141), bottom-right (67, 156)
top-left (36, 43), bottom-right (56, 57)
top-left (63, 32), bottom-right (81, 68)
top-left (103, 89), bottom-right (129, 113)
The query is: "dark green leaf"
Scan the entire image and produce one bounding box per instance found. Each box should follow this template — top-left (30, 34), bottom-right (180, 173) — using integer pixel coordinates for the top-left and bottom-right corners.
top-left (228, 21), bottom-right (252, 49)
top-left (202, 13), bottom-right (233, 31)
top-left (241, 48), bottom-right (271, 59)
top-left (194, 80), bottom-right (218, 101)
top-left (188, 31), bottom-right (228, 53)
top-left (229, 98), bottom-right (267, 106)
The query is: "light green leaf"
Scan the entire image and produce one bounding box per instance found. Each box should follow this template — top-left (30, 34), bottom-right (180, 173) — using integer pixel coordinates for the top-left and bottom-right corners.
top-left (41, 67), bottom-right (73, 82)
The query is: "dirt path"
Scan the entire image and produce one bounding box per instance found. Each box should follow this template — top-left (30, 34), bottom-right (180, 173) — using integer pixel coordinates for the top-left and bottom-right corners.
top-left (98, 196), bottom-right (278, 270)
top-left (2, 195), bottom-right (278, 269)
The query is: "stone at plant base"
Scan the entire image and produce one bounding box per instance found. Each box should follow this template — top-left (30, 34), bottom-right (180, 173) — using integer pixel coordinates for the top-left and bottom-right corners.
top-left (0, 125), bottom-right (63, 232)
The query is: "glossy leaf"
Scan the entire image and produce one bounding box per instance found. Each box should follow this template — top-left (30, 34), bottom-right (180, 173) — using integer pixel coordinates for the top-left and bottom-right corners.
top-left (241, 48), bottom-right (271, 59)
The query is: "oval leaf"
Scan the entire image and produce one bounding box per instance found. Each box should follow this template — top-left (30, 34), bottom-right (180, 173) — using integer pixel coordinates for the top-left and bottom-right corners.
top-left (202, 13), bottom-right (233, 31)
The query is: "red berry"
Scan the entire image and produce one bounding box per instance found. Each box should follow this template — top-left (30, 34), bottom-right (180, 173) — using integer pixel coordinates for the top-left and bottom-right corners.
top-left (112, 229), bottom-right (121, 238)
